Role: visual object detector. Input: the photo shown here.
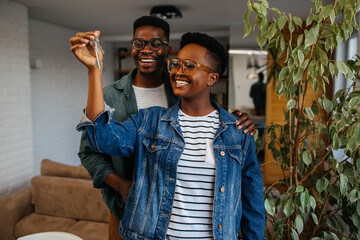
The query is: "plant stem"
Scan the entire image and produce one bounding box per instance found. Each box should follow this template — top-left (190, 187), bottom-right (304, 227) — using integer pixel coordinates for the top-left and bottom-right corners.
top-left (299, 149), bottom-right (332, 185)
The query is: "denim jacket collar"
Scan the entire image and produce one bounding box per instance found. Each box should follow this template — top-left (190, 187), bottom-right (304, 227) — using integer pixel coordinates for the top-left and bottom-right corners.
top-left (161, 100), bottom-right (238, 125)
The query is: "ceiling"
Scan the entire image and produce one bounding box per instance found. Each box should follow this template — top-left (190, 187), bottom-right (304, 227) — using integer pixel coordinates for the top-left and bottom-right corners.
top-left (12, 0), bottom-right (316, 41)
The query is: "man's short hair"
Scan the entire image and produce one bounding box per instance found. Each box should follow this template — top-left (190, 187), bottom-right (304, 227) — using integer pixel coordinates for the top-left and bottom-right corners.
top-left (180, 32), bottom-right (227, 76)
top-left (133, 16), bottom-right (170, 40)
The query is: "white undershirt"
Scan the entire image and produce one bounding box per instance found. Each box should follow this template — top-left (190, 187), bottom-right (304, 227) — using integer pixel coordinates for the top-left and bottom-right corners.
top-left (166, 109), bottom-right (220, 240)
top-left (132, 83), bottom-right (168, 109)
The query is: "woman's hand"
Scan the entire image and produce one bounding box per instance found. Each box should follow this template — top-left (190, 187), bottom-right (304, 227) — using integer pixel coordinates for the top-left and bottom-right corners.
top-left (70, 31), bottom-right (103, 70)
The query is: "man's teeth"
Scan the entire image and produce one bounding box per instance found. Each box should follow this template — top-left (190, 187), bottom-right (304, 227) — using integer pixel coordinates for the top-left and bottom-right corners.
top-left (176, 80), bottom-right (189, 86)
top-left (140, 59), bottom-right (155, 63)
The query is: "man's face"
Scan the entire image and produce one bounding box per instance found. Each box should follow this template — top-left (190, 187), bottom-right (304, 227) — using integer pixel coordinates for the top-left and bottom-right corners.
top-left (170, 43), bottom-right (217, 100)
top-left (131, 25), bottom-right (170, 76)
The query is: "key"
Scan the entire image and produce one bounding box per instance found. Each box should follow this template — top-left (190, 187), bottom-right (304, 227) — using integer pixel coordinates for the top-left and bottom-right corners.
top-left (90, 33), bottom-right (105, 69)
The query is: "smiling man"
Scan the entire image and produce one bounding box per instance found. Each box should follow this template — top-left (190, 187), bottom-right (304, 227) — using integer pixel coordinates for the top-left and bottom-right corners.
top-left (70, 16), bottom-right (256, 240)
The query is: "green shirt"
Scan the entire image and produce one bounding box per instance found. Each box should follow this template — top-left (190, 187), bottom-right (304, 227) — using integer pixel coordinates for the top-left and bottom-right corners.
top-left (78, 69), bottom-right (178, 221)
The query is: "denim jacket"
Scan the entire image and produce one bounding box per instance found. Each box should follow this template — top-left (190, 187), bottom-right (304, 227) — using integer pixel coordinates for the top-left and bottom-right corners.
top-left (77, 101), bottom-right (265, 240)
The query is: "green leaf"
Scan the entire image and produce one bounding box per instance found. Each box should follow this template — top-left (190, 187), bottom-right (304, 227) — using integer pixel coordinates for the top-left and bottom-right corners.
top-left (257, 31), bottom-right (267, 48)
top-left (291, 228), bottom-right (299, 240)
top-left (298, 50), bottom-right (304, 63)
top-left (350, 189), bottom-right (358, 203)
top-left (309, 195), bottom-right (316, 210)
top-left (265, 198), bottom-right (276, 216)
top-left (300, 191), bottom-right (309, 209)
top-left (302, 150), bottom-right (312, 165)
top-left (280, 37), bottom-right (285, 52)
top-left (287, 99), bottom-right (296, 110)
top-left (277, 15), bottom-right (287, 30)
top-left (289, 21), bottom-right (295, 33)
top-left (340, 173), bottom-right (348, 195)
top-left (311, 212), bottom-right (319, 225)
top-left (243, 10), bottom-right (251, 21)
top-left (327, 217), bottom-right (337, 230)
top-left (297, 34), bottom-right (303, 46)
top-left (254, 129), bottom-right (259, 141)
top-left (330, 232), bottom-right (339, 240)
top-left (349, 96), bottom-right (360, 109)
top-left (316, 177), bottom-right (329, 193)
top-left (294, 215), bottom-right (304, 234)
top-left (276, 81), bottom-right (285, 97)
top-left (330, 9), bottom-right (336, 24)
top-left (352, 212), bottom-right (360, 228)
top-left (271, 7), bottom-right (281, 15)
top-left (336, 61), bottom-right (349, 77)
top-left (305, 107), bottom-right (314, 120)
top-left (278, 66), bottom-right (289, 81)
top-left (323, 98), bottom-right (333, 114)
top-left (283, 199), bottom-right (295, 217)
top-left (306, 13), bottom-right (314, 26)
top-left (267, 22), bottom-right (277, 40)
top-left (357, 202), bottom-right (360, 215)
top-left (293, 67), bottom-right (303, 83)
top-left (296, 185), bottom-right (304, 193)
top-left (329, 62), bottom-right (335, 75)
top-left (244, 21), bottom-right (251, 38)
top-left (293, 16), bottom-right (302, 27)
top-left (336, 120), bottom-right (345, 132)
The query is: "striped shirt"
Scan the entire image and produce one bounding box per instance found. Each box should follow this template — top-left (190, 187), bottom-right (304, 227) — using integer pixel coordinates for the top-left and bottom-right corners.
top-left (166, 109), bottom-right (220, 240)
top-left (132, 83), bottom-right (168, 109)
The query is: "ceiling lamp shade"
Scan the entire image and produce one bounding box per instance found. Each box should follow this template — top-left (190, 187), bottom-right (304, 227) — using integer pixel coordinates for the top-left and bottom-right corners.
top-left (150, 5), bottom-right (182, 19)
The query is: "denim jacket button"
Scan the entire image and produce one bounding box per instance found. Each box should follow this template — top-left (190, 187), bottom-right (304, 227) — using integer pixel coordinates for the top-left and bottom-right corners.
top-left (218, 224), bottom-right (222, 229)
top-left (220, 187), bottom-right (225, 192)
top-left (151, 144), bottom-right (155, 149)
top-left (220, 151), bottom-right (225, 156)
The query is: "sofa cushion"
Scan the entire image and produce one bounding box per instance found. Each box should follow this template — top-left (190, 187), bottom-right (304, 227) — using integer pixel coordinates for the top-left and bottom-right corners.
top-left (41, 159), bottom-right (91, 180)
top-left (67, 220), bottom-right (108, 240)
top-left (15, 213), bottom-right (77, 238)
top-left (31, 176), bottom-right (109, 222)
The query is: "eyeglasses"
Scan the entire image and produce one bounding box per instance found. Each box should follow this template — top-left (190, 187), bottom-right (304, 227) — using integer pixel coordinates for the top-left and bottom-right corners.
top-left (167, 58), bottom-right (216, 76)
top-left (131, 38), bottom-right (169, 51)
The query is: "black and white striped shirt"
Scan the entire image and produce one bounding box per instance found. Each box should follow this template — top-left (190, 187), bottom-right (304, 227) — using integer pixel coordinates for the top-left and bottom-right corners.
top-left (166, 109), bottom-right (220, 240)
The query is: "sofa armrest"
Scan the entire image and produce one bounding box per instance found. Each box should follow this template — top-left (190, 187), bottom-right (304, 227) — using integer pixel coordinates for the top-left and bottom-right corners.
top-left (0, 187), bottom-right (34, 240)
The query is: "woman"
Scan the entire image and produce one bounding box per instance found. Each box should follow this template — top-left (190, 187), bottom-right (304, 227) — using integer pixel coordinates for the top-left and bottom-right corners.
top-left (77, 32), bottom-right (265, 240)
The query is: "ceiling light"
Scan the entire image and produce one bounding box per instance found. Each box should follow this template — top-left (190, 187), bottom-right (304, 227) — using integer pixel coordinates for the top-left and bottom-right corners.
top-left (150, 5), bottom-right (182, 19)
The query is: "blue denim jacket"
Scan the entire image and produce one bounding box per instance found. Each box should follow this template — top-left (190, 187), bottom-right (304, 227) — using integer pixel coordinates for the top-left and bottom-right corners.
top-left (77, 101), bottom-right (265, 240)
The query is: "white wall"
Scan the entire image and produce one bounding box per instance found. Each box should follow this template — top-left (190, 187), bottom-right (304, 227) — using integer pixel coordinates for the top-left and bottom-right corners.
top-left (0, 1), bottom-right (34, 196)
top-left (228, 24), bottom-right (266, 110)
top-left (228, 54), bottom-right (267, 110)
top-left (29, 19), bottom-right (115, 174)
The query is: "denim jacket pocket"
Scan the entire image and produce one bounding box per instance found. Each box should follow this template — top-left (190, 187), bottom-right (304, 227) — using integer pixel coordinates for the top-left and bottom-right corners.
top-left (143, 137), bottom-right (170, 153)
top-left (227, 148), bottom-right (244, 165)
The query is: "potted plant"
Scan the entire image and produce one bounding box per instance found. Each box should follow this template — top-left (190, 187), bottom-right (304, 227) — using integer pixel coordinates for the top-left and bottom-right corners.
top-left (243, 0), bottom-right (360, 239)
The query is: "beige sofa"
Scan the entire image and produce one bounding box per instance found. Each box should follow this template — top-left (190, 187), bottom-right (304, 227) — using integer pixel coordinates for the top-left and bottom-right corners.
top-left (0, 159), bottom-right (109, 240)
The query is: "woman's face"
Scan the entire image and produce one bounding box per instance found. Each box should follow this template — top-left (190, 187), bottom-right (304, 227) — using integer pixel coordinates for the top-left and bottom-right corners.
top-left (170, 43), bottom-right (218, 100)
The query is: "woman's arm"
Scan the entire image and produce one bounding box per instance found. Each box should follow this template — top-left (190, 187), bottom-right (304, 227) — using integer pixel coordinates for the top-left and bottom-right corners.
top-left (87, 68), bottom-right (105, 121)
top-left (70, 30), bottom-right (104, 121)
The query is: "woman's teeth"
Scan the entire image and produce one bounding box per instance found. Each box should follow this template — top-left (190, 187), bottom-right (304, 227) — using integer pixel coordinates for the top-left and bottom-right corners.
top-left (176, 80), bottom-right (189, 86)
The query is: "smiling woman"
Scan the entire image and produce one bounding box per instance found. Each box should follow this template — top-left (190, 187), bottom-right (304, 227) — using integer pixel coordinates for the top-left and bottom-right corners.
top-left (76, 31), bottom-right (265, 240)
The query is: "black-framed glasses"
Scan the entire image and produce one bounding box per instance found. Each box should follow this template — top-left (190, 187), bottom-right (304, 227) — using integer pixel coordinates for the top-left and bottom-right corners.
top-left (131, 38), bottom-right (169, 51)
top-left (167, 58), bottom-right (216, 76)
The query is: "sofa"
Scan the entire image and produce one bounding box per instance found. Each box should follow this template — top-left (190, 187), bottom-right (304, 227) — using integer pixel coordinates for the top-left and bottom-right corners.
top-left (0, 159), bottom-right (109, 240)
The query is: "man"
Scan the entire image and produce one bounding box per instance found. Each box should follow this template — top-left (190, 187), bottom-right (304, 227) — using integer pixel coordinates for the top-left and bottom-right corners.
top-left (77, 32), bottom-right (265, 239)
top-left (70, 16), bottom-right (256, 240)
